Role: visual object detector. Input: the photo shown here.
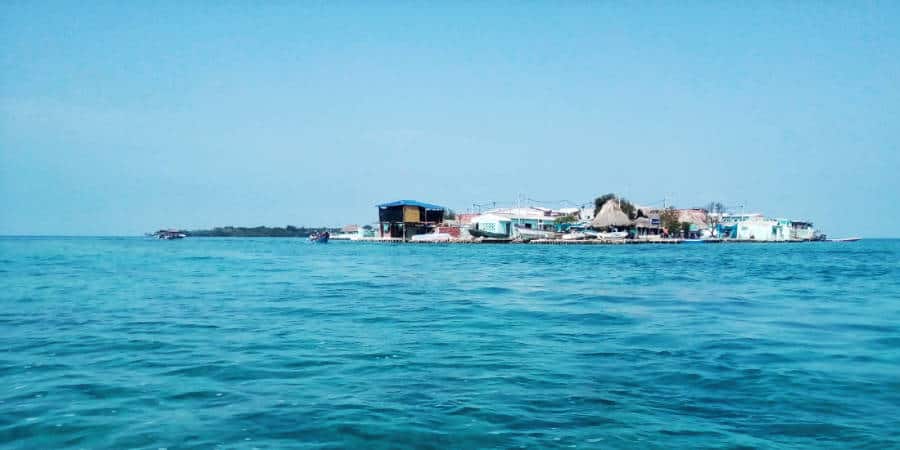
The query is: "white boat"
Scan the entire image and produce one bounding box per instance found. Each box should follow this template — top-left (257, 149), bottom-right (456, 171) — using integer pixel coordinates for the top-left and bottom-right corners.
top-left (827, 237), bottom-right (861, 242)
top-left (410, 232), bottom-right (453, 242)
top-left (561, 232), bottom-right (593, 240)
top-left (514, 227), bottom-right (556, 242)
top-left (595, 231), bottom-right (627, 240)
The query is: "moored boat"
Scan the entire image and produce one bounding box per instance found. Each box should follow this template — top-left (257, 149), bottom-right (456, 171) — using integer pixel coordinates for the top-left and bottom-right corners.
top-left (308, 232), bottom-right (330, 243)
top-left (154, 229), bottom-right (187, 240)
top-left (514, 226), bottom-right (557, 242)
top-left (469, 228), bottom-right (511, 239)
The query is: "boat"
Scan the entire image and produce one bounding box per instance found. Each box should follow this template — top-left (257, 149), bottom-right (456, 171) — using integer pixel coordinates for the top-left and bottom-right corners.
top-left (155, 230), bottom-right (186, 240)
top-left (514, 226), bottom-right (557, 242)
top-left (308, 232), bottom-right (330, 243)
top-left (468, 228), bottom-right (511, 239)
top-left (410, 232), bottom-right (453, 242)
top-left (827, 237), bottom-right (861, 242)
top-left (561, 232), bottom-right (593, 240)
top-left (595, 231), bottom-right (627, 240)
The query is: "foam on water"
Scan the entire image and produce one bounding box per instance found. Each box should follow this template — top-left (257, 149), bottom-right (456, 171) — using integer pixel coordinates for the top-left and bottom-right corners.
top-left (1, 237), bottom-right (899, 448)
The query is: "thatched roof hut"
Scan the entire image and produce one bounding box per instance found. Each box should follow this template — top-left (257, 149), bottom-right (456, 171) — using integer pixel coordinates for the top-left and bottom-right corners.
top-left (678, 209), bottom-right (710, 229)
top-left (591, 200), bottom-right (632, 229)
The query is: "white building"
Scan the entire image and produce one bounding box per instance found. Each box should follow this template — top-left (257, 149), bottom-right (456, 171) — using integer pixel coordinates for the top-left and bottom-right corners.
top-left (470, 213), bottom-right (513, 237)
top-left (484, 207), bottom-right (561, 231)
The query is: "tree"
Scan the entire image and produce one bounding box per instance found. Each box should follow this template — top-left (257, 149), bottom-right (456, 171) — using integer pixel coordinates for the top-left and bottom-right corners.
top-left (554, 214), bottom-right (579, 224)
top-left (659, 207), bottom-right (681, 233)
top-left (619, 198), bottom-right (637, 220)
top-left (444, 209), bottom-right (457, 220)
top-left (704, 201), bottom-right (725, 227)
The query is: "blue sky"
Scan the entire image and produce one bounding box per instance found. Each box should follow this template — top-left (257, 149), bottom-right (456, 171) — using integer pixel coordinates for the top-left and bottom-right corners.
top-left (1, 2), bottom-right (898, 237)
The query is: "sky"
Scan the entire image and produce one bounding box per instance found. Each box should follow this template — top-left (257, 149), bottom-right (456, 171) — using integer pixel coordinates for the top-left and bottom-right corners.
top-left (1, 2), bottom-right (898, 237)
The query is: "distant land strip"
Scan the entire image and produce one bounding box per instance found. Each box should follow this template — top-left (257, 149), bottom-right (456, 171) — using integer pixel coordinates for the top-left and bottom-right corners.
top-left (188, 226), bottom-right (339, 237)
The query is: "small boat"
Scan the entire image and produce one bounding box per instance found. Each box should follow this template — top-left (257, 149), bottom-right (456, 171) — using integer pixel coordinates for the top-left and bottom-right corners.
top-left (410, 232), bottom-right (453, 242)
top-left (514, 226), bottom-right (557, 242)
top-left (827, 237), bottom-right (861, 242)
top-left (595, 231), bottom-right (628, 240)
top-left (469, 228), bottom-right (511, 239)
top-left (561, 232), bottom-right (593, 240)
top-left (308, 232), bottom-right (330, 243)
top-left (155, 230), bottom-right (186, 240)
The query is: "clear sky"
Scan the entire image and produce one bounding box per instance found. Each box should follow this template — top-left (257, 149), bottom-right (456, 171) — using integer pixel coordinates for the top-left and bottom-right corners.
top-left (2, 2), bottom-right (898, 237)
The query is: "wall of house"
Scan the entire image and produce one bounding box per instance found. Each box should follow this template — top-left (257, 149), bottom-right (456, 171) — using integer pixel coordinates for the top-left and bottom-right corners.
top-left (472, 217), bottom-right (511, 236)
top-left (737, 220), bottom-right (778, 240)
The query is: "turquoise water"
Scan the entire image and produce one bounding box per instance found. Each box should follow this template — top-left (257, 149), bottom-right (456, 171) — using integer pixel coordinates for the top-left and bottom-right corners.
top-left (1, 237), bottom-right (899, 449)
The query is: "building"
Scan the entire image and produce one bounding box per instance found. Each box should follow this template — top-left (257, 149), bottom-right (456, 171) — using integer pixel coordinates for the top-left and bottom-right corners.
top-left (484, 207), bottom-right (561, 231)
top-left (717, 213), bottom-right (817, 241)
top-left (788, 220), bottom-right (817, 240)
top-left (469, 213), bottom-right (513, 238)
top-left (633, 214), bottom-right (662, 238)
top-left (377, 200), bottom-right (446, 240)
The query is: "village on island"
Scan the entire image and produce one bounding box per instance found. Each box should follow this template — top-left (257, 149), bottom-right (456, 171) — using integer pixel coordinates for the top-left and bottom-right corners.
top-left (322, 194), bottom-right (840, 244)
top-left (152, 193), bottom-right (859, 243)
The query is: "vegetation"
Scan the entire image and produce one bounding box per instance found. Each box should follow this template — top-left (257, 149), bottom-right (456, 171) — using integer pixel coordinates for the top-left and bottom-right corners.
top-left (705, 201), bottom-right (725, 227)
top-left (706, 202), bottom-right (726, 214)
top-left (554, 214), bottom-right (579, 224)
top-left (189, 225), bottom-right (339, 237)
top-left (659, 207), bottom-right (681, 232)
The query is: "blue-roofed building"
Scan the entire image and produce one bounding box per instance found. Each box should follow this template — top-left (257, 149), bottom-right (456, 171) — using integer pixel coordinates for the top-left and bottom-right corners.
top-left (377, 200), bottom-right (446, 240)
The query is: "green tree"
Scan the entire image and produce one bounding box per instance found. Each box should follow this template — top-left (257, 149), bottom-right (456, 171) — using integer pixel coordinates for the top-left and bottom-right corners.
top-left (554, 214), bottom-right (579, 224)
top-left (659, 207), bottom-right (681, 233)
top-left (619, 198), bottom-right (637, 220)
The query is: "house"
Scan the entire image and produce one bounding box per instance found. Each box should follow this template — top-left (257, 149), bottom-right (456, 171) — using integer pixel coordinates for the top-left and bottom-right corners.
top-left (469, 213), bottom-right (513, 238)
top-left (485, 207), bottom-right (561, 231)
top-left (718, 213), bottom-right (782, 241)
top-left (377, 200), bottom-right (446, 240)
top-left (633, 214), bottom-right (662, 238)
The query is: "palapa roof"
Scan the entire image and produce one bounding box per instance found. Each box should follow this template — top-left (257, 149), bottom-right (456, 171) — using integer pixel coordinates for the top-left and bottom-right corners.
top-left (634, 217), bottom-right (658, 228)
top-left (678, 209), bottom-right (709, 228)
top-left (591, 200), bottom-right (632, 229)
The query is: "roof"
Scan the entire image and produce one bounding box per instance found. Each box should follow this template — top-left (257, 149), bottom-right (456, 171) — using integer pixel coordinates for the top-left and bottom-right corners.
top-left (486, 207), bottom-right (560, 220)
top-left (471, 213), bottom-right (512, 223)
top-left (376, 200), bottom-right (446, 210)
top-left (591, 201), bottom-right (632, 228)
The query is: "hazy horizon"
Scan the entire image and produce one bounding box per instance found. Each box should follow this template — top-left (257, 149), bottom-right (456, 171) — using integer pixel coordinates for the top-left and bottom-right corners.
top-left (2, 3), bottom-right (898, 238)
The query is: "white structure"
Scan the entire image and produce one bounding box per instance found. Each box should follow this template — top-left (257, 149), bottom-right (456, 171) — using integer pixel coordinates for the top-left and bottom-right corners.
top-left (485, 207), bottom-right (560, 231)
top-left (719, 214), bottom-right (817, 241)
top-left (470, 213), bottom-right (513, 237)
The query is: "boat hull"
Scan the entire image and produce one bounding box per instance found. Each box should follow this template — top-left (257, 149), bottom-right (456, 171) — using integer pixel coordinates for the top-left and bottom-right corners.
top-left (469, 229), bottom-right (510, 239)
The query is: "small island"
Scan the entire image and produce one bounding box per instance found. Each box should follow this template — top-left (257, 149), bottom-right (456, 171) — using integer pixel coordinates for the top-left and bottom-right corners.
top-left (187, 225), bottom-right (339, 238)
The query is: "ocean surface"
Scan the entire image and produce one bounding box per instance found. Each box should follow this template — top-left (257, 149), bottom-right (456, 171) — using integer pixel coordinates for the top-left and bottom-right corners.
top-left (1, 237), bottom-right (899, 449)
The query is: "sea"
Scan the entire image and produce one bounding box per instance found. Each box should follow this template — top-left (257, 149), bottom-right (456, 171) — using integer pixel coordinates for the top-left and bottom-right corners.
top-left (1, 237), bottom-right (898, 449)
